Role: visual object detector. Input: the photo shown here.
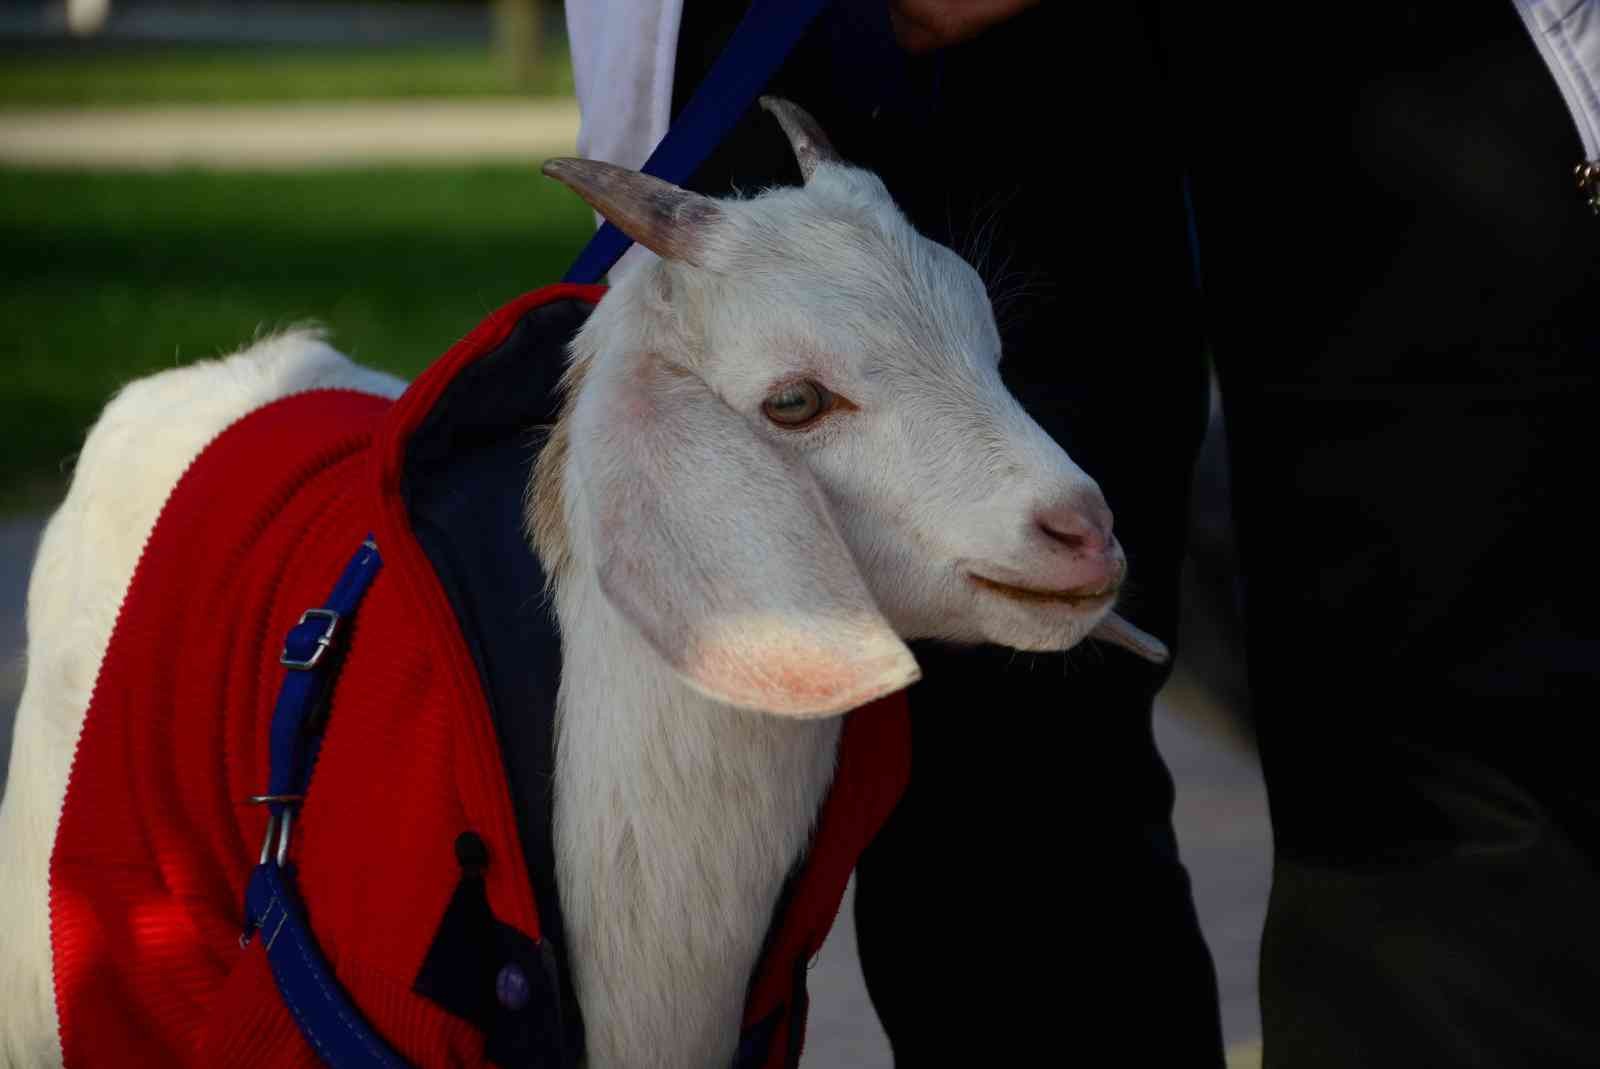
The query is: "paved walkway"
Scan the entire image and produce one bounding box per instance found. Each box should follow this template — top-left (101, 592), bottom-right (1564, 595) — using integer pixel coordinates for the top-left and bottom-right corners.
top-left (0, 516), bottom-right (38, 781)
top-left (0, 99), bottom-right (580, 169)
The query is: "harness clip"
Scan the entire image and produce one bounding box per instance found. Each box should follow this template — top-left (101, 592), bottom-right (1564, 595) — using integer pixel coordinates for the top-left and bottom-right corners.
top-left (247, 793), bottom-right (304, 869)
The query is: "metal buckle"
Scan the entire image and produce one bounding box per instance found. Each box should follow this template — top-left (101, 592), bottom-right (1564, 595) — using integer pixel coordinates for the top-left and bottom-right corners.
top-left (247, 794), bottom-right (304, 868)
top-left (279, 608), bottom-right (340, 670)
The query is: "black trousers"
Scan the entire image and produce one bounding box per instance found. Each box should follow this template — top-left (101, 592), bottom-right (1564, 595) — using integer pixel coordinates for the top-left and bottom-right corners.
top-left (1153, 5), bottom-right (1600, 1067)
top-left (674, 3), bottom-right (1600, 1065)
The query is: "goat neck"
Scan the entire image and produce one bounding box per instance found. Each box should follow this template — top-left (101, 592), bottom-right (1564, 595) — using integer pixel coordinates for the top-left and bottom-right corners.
top-left (548, 549), bottom-right (841, 1069)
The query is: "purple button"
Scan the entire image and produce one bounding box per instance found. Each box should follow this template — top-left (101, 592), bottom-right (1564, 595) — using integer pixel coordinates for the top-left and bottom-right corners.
top-left (496, 963), bottom-right (530, 1011)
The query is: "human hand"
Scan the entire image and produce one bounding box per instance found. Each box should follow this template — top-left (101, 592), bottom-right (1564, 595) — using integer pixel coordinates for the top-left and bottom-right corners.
top-left (889, 0), bottom-right (1041, 54)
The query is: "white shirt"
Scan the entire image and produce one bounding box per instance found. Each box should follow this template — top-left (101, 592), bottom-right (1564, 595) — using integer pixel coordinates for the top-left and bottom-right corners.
top-left (564, 0), bottom-right (687, 280)
top-left (1511, 0), bottom-right (1600, 160)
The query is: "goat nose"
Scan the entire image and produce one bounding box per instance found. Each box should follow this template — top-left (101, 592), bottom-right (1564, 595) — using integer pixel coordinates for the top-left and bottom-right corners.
top-left (1035, 497), bottom-right (1114, 555)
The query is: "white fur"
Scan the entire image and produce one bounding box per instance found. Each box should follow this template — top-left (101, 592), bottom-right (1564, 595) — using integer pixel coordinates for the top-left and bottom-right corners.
top-left (553, 569), bottom-right (842, 1068)
top-left (542, 156), bottom-right (1128, 1067)
top-left (0, 331), bottom-right (404, 1068)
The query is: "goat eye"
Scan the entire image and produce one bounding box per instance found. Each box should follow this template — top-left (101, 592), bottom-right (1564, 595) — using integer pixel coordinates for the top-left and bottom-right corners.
top-left (762, 381), bottom-right (829, 426)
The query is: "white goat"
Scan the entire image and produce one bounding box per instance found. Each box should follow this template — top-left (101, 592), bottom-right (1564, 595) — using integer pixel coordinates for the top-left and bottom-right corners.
top-left (531, 100), bottom-right (1160, 1068)
top-left (0, 99), bottom-right (1161, 1069)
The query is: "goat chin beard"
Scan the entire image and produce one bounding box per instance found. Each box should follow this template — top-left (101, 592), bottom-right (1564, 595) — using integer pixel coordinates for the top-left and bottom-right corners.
top-left (966, 597), bottom-right (1171, 665)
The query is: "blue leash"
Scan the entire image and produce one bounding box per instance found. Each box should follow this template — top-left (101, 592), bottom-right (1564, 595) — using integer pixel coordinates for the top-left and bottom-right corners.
top-left (245, 2), bottom-right (828, 1064)
top-left (562, 0), bottom-right (832, 285)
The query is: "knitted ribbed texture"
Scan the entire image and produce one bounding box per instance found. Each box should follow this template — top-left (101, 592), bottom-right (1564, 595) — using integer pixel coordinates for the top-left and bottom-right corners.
top-left (49, 284), bottom-right (911, 1069)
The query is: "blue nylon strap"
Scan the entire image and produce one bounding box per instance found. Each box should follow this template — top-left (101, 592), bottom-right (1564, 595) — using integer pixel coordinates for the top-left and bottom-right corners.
top-left (246, 864), bottom-right (410, 1069)
top-left (267, 537), bottom-right (382, 808)
top-left (245, 537), bottom-right (405, 1067)
top-left (561, 0), bottom-right (832, 285)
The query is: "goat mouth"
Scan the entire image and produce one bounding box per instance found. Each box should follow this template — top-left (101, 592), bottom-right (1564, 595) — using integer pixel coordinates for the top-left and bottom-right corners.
top-left (967, 572), bottom-right (1120, 607)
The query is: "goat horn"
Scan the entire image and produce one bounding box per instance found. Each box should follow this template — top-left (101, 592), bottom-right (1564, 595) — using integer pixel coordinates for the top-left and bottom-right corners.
top-left (1090, 613), bottom-right (1171, 665)
top-left (759, 96), bottom-right (841, 183)
top-left (542, 158), bottom-right (723, 267)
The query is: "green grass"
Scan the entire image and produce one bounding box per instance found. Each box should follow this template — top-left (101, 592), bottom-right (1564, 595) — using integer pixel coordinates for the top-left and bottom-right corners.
top-left (0, 164), bottom-right (594, 511)
top-left (0, 45), bottom-right (573, 109)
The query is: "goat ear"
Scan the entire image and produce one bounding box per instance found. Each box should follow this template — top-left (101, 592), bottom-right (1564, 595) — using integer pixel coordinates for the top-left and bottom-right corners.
top-left (542, 158), bottom-right (723, 267)
top-left (571, 352), bottom-right (919, 717)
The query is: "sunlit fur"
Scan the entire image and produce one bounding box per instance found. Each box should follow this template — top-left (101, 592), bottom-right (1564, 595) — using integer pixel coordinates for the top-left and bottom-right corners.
top-left (530, 156), bottom-right (1121, 1067)
top-left (0, 331), bottom-right (405, 1068)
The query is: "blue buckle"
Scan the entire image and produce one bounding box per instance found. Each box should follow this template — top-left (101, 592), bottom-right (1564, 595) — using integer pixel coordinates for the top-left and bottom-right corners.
top-left (279, 608), bottom-right (340, 670)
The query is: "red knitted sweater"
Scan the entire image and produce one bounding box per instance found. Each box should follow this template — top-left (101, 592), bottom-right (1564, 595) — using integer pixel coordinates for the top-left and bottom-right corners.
top-left (49, 284), bottom-right (911, 1068)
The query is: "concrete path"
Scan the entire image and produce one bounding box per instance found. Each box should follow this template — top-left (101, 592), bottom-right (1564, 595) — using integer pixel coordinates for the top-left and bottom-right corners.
top-left (0, 515), bottom-right (40, 781)
top-left (0, 99), bottom-right (580, 169)
top-left (0, 509), bottom-right (1270, 1066)
top-left (1156, 677), bottom-right (1273, 1062)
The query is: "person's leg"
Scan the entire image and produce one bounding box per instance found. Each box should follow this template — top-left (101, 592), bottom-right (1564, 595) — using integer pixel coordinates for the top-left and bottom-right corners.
top-left (676, 4), bottom-right (1224, 1061)
top-left (1154, 4), bottom-right (1600, 1064)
